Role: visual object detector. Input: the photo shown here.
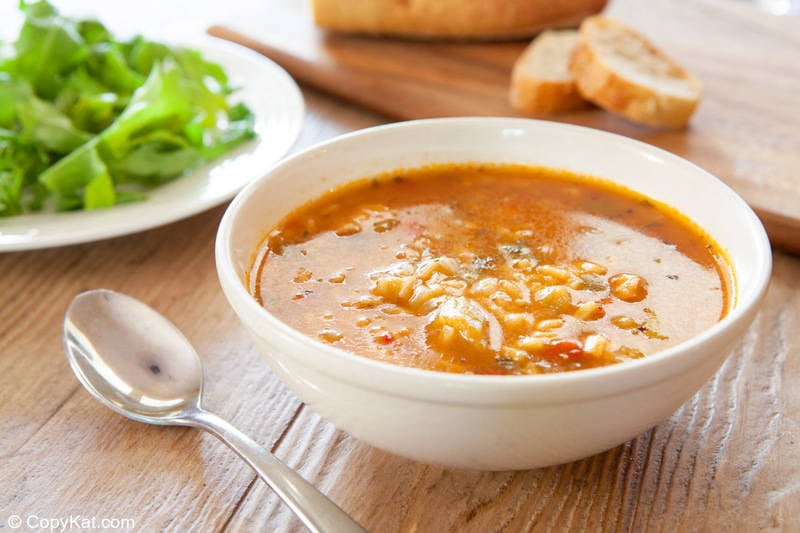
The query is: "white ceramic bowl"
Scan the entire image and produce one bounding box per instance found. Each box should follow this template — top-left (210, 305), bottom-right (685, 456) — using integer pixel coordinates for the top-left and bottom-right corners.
top-left (216, 118), bottom-right (772, 471)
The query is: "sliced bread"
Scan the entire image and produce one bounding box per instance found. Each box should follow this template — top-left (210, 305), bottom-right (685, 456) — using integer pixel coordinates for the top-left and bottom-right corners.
top-left (509, 30), bottom-right (590, 114)
top-left (569, 16), bottom-right (702, 129)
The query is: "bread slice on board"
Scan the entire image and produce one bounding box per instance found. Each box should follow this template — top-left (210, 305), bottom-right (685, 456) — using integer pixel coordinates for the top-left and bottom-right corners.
top-left (311, 0), bottom-right (608, 40)
top-left (569, 16), bottom-right (702, 129)
top-left (509, 30), bottom-right (589, 114)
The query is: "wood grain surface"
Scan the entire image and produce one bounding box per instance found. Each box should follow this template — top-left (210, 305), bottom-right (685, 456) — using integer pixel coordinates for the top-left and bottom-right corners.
top-left (1, 1), bottom-right (799, 532)
top-left (209, 0), bottom-right (800, 255)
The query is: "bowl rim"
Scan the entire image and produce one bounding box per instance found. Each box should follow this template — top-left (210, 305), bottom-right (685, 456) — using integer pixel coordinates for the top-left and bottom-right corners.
top-left (215, 117), bottom-right (773, 399)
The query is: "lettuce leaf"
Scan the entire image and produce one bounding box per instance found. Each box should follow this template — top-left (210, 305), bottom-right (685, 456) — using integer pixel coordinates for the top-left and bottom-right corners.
top-left (0, 128), bottom-right (48, 216)
top-left (0, 0), bottom-right (256, 215)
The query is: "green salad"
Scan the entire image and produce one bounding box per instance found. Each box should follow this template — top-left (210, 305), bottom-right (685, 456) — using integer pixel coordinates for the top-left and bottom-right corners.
top-left (0, 0), bottom-right (255, 216)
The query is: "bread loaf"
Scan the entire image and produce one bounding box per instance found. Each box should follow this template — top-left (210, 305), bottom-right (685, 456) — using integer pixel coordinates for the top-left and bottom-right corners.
top-left (311, 0), bottom-right (608, 40)
top-left (509, 30), bottom-right (589, 114)
top-left (568, 16), bottom-right (702, 129)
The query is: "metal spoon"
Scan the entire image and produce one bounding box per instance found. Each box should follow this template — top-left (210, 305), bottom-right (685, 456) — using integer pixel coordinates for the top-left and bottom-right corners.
top-left (63, 289), bottom-right (366, 533)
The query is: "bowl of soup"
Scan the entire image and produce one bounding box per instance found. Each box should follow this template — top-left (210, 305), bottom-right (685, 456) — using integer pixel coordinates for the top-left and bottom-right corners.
top-left (216, 118), bottom-right (771, 470)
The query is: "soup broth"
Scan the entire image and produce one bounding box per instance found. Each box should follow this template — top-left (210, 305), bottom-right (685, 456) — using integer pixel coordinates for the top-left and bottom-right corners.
top-left (250, 163), bottom-right (732, 375)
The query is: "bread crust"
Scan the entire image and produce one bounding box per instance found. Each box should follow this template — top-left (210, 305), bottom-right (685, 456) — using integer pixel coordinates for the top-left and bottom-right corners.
top-left (311, 0), bottom-right (608, 40)
top-left (569, 16), bottom-right (702, 129)
top-left (510, 77), bottom-right (589, 114)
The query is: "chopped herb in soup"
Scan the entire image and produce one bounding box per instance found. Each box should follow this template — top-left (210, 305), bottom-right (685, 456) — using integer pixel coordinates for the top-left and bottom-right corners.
top-left (250, 163), bottom-right (733, 375)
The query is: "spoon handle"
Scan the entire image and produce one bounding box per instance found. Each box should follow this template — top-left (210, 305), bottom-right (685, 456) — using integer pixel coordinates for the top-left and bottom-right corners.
top-left (191, 409), bottom-right (367, 533)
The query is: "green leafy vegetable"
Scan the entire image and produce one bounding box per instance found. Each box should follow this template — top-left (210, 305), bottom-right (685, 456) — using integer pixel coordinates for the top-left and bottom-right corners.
top-left (0, 0), bottom-right (255, 217)
top-left (17, 97), bottom-right (93, 152)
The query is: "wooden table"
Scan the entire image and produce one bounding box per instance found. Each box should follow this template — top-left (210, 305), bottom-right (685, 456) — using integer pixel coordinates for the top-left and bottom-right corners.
top-left (1, 2), bottom-right (798, 531)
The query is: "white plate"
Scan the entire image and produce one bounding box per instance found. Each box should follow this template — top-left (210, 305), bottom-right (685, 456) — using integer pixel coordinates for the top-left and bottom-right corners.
top-left (0, 36), bottom-right (304, 251)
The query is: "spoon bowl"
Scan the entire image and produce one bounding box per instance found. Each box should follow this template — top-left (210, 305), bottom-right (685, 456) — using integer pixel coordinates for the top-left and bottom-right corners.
top-left (63, 289), bottom-right (365, 533)
top-left (65, 290), bottom-right (203, 423)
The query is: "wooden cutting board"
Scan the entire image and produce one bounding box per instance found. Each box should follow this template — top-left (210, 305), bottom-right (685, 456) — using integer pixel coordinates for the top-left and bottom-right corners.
top-left (209, 0), bottom-right (800, 254)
